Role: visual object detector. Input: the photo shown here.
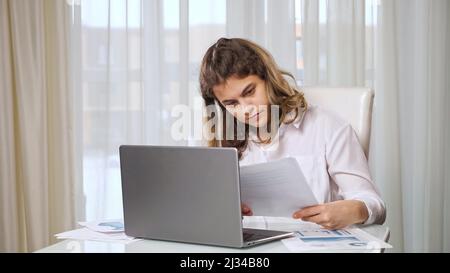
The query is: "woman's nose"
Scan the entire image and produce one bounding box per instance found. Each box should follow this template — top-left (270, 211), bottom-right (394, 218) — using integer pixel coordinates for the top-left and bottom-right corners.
top-left (242, 104), bottom-right (257, 115)
top-left (240, 104), bottom-right (257, 122)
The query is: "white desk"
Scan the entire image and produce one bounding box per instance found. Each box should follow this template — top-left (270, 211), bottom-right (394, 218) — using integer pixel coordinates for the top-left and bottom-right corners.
top-left (36, 217), bottom-right (390, 253)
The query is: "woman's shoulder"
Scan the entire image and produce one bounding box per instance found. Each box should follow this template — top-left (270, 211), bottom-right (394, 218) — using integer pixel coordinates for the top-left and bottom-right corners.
top-left (305, 104), bottom-right (348, 126)
top-left (303, 104), bottom-right (351, 138)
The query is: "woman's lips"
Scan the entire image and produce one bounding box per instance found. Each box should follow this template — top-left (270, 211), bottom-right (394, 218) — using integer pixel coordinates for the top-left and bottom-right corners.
top-left (247, 110), bottom-right (264, 122)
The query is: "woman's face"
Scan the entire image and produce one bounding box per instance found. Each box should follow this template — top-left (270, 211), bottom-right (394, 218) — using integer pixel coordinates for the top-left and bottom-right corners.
top-left (213, 75), bottom-right (270, 128)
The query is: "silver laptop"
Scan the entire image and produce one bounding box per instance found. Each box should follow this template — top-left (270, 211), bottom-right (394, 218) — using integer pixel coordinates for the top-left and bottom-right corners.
top-left (119, 145), bottom-right (294, 248)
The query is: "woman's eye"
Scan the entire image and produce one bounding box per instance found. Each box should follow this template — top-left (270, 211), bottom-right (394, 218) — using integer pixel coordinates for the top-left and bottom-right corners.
top-left (243, 88), bottom-right (255, 97)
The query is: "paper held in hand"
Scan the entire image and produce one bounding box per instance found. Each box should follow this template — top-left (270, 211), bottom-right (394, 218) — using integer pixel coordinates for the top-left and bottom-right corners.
top-left (239, 157), bottom-right (319, 217)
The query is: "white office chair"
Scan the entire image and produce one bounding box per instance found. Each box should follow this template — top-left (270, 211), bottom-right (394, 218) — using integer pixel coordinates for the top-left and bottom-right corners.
top-left (301, 87), bottom-right (374, 158)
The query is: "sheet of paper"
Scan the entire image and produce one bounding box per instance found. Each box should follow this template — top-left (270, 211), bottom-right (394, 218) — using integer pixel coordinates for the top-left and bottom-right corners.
top-left (55, 220), bottom-right (141, 244)
top-left (243, 216), bottom-right (321, 231)
top-left (55, 228), bottom-right (140, 244)
top-left (240, 157), bottom-right (318, 217)
top-left (281, 227), bottom-right (392, 252)
top-left (78, 220), bottom-right (124, 233)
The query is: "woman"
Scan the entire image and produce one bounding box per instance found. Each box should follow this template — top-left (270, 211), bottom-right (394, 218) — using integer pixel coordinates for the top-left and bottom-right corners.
top-left (199, 38), bottom-right (386, 229)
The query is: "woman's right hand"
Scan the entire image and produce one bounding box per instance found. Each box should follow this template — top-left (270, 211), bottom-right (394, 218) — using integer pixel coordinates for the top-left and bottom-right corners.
top-left (241, 203), bottom-right (253, 216)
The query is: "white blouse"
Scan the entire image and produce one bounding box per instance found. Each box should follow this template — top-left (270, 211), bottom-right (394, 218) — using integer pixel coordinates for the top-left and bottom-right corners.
top-left (240, 105), bottom-right (386, 225)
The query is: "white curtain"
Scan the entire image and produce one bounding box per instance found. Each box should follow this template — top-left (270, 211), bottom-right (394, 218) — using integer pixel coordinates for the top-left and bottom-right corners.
top-left (301, 0), bottom-right (450, 252)
top-left (301, 0), bottom-right (369, 86)
top-left (373, 0), bottom-right (450, 252)
top-left (0, 0), bottom-right (82, 252)
top-left (226, 0), bottom-right (297, 76)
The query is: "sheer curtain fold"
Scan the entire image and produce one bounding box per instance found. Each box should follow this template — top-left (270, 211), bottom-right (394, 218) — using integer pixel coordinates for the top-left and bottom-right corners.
top-left (302, 0), bottom-right (366, 86)
top-left (372, 0), bottom-right (404, 252)
top-left (0, 0), bottom-right (21, 252)
top-left (301, 0), bottom-right (320, 84)
top-left (226, 0), bottom-right (297, 75)
top-left (388, 0), bottom-right (450, 252)
top-left (326, 0), bottom-right (365, 85)
top-left (371, 0), bottom-right (450, 252)
top-left (0, 0), bottom-right (79, 252)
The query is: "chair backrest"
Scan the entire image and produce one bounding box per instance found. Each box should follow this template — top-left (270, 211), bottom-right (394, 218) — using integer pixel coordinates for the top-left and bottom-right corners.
top-left (301, 87), bottom-right (374, 158)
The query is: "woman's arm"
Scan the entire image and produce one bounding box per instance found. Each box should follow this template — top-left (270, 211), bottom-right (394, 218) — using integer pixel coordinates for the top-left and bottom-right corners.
top-left (293, 124), bottom-right (386, 229)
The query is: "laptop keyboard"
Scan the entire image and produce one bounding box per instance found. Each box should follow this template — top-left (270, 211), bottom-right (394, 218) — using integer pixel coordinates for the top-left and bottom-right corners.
top-left (243, 231), bottom-right (271, 242)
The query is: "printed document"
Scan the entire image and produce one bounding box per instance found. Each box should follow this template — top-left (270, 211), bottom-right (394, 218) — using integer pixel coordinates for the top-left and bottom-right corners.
top-left (240, 157), bottom-right (318, 217)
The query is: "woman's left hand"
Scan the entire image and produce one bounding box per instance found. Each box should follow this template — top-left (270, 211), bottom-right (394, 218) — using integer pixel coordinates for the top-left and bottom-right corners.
top-left (292, 200), bottom-right (369, 230)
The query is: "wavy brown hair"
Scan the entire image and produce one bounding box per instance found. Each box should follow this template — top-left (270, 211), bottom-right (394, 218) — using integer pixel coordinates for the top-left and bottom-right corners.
top-left (199, 38), bottom-right (307, 159)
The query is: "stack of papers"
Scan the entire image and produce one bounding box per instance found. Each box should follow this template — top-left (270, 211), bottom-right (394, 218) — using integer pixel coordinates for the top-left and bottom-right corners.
top-left (55, 220), bottom-right (141, 244)
top-left (281, 227), bottom-right (392, 252)
top-left (244, 216), bottom-right (392, 252)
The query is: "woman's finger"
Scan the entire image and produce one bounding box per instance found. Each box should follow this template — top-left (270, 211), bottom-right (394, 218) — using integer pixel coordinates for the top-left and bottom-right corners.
top-left (241, 203), bottom-right (253, 216)
top-left (301, 213), bottom-right (327, 225)
top-left (241, 203), bottom-right (250, 212)
top-left (293, 205), bottom-right (323, 219)
top-left (303, 214), bottom-right (341, 230)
